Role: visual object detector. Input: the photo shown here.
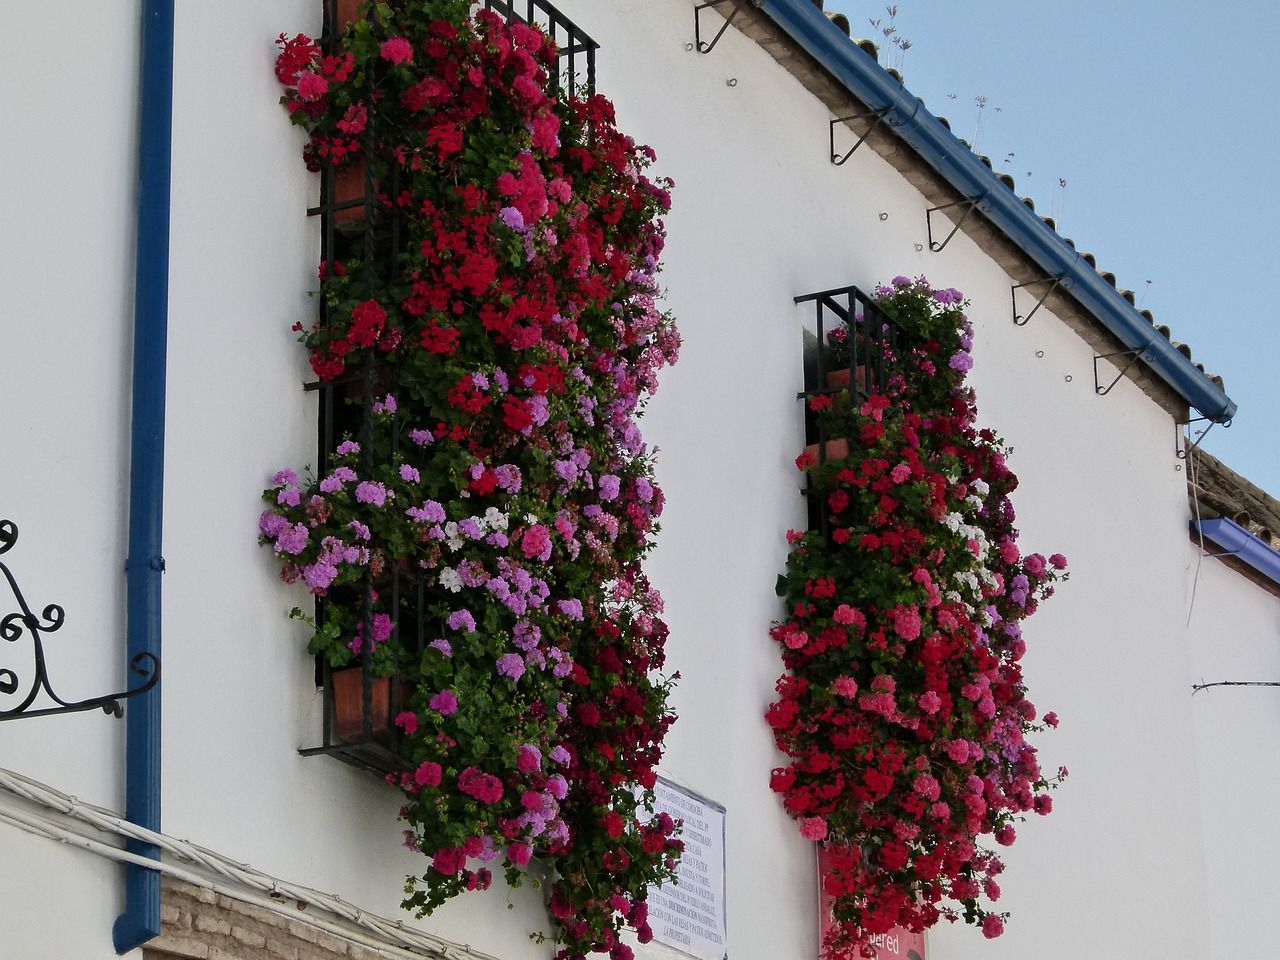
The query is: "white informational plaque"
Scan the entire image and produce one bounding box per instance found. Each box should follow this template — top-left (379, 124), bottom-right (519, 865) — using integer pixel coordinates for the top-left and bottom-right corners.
top-left (645, 778), bottom-right (728, 960)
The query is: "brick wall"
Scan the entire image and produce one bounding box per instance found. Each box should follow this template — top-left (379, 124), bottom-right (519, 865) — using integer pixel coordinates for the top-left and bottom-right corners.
top-left (147, 877), bottom-right (398, 960)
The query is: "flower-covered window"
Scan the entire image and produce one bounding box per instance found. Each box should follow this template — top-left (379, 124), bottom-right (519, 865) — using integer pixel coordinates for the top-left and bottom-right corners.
top-left (260, 3), bottom-right (684, 957)
top-left (775, 278), bottom-right (1067, 957)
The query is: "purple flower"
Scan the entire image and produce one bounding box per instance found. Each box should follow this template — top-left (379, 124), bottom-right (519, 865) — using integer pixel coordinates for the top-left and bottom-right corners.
top-left (549, 745), bottom-right (571, 766)
top-left (429, 638), bottom-right (452, 657)
top-left (356, 481), bottom-right (389, 505)
top-left (949, 351), bottom-right (974, 373)
top-left (429, 690), bottom-right (458, 715)
top-left (399, 464), bottom-right (421, 484)
top-left (347, 520), bottom-right (370, 541)
top-left (407, 500), bottom-right (447, 523)
top-left (372, 393), bottom-right (397, 414)
top-left (319, 475), bottom-right (343, 493)
top-left (556, 598), bottom-right (584, 621)
top-left (303, 560), bottom-right (338, 590)
top-left (274, 523), bottom-right (309, 555)
top-left (336, 440), bottom-right (360, 456)
top-left (495, 464), bottom-right (522, 493)
top-left (259, 510), bottom-right (289, 538)
top-left (272, 469), bottom-right (299, 487)
top-left (635, 478), bottom-right (654, 502)
top-left (513, 621), bottom-right (540, 650)
top-left (598, 474), bottom-right (621, 501)
top-left (500, 206), bottom-right (527, 232)
top-left (496, 653), bottom-right (526, 681)
top-left (277, 487), bottom-right (302, 507)
top-left (447, 609), bottom-right (477, 633)
top-left (409, 429), bottom-right (434, 446)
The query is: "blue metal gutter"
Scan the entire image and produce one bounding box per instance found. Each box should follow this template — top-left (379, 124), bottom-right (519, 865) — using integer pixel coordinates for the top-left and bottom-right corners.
top-left (758, 0), bottom-right (1237, 424)
top-left (113, 0), bottom-right (173, 951)
top-left (1195, 518), bottom-right (1280, 585)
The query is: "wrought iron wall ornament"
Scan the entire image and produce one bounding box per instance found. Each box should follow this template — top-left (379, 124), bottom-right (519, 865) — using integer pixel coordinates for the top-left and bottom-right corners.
top-left (0, 519), bottom-right (159, 721)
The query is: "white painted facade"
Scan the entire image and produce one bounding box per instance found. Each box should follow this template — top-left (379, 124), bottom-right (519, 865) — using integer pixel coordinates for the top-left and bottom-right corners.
top-left (1, 2), bottom-right (1275, 960)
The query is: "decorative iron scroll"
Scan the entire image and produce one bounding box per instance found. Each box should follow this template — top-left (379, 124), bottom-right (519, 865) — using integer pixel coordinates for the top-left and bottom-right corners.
top-left (0, 519), bottom-right (159, 721)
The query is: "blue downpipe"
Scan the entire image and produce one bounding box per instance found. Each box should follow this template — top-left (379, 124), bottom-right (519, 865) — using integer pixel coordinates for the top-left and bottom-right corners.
top-left (112, 0), bottom-right (173, 951)
top-left (758, 0), bottom-right (1237, 424)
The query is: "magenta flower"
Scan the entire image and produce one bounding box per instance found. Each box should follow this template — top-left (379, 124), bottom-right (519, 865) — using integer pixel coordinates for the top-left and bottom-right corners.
top-left (429, 690), bottom-right (458, 715)
top-left (380, 36), bottom-right (413, 64)
top-left (295, 72), bottom-right (328, 101)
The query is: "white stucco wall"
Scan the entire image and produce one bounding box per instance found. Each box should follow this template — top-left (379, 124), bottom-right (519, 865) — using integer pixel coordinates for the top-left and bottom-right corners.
top-left (1, 1), bottom-right (1267, 959)
top-left (1186, 547), bottom-right (1280, 960)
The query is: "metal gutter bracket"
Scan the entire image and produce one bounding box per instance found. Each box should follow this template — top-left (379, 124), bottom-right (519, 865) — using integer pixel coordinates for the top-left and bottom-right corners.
top-left (926, 196), bottom-right (985, 253)
top-left (1011, 274), bottom-right (1068, 326)
top-left (830, 106), bottom-right (892, 165)
top-left (694, 0), bottom-right (761, 54)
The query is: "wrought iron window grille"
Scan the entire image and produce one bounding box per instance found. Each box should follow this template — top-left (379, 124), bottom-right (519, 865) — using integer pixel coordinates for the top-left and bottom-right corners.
top-left (480, 0), bottom-right (598, 91)
top-left (321, 1), bottom-right (597, 90)
top-left (0, 519), bottom-right (159, 722)
top-left (301, 0), bottom-right (598, 775)
top-left (794, 286), bottom-right (905, 539)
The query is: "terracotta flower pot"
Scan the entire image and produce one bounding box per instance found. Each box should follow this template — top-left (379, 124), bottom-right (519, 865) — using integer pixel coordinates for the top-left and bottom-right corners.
top-left (825, 365), bottom-right (874, 392)
top-left (330, 666), bottom-right (391, 742)
top-left (333, 158), bottom-right (367, 227)
top-left (336, 0), bottom-right (362, 31)
top-left (803, 438), bottom-right (851, 464)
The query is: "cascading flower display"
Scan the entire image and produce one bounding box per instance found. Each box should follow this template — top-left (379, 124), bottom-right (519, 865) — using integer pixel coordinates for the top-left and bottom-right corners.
top-left (773, 277), bottom-right (1066, 957)
top-left (260, 4), bottom-right (682, 958)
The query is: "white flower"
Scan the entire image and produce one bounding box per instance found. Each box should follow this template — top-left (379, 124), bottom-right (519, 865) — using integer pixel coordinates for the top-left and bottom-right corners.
top-left (444, 521), bottom-right (464, 552)
top-left (484, 507), bottom-right (509, 531)
top-left (438, 567), bottom-right (463, 593)
top-left (971, 479), bottom-right (990, 497)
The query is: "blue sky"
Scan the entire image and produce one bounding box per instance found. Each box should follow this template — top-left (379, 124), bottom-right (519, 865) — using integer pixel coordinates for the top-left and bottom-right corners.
top-left (826, 0), bottom-right (1280, 495)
